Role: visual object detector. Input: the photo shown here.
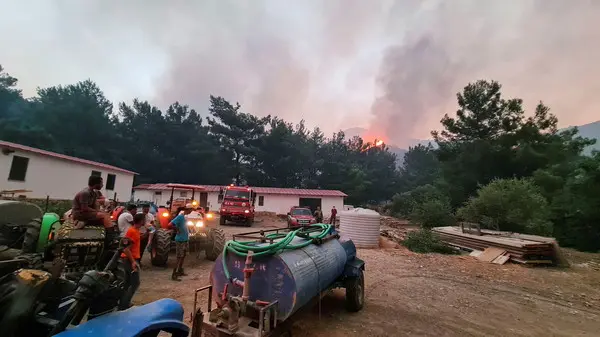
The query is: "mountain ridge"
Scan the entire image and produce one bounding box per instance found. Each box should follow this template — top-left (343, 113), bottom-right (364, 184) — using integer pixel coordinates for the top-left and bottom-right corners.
top-left (344, 120), bottom-right (600, 162)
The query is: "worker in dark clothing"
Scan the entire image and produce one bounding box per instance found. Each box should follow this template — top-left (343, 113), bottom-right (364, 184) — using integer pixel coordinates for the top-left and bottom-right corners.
top-left (72, 175), bottom-right (111, 228)
top-left (329, 206), bottom-right (337, 225)
top-left (314, 206), bottom-right (323, 223)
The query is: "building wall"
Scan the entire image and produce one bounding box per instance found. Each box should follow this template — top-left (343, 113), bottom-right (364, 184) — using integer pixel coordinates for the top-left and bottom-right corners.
top-left (0, 149), bottom-right (134, 200)
top-left (134, 189), bottom-right (215, 208)
top-left (134, 188), bottom-right (344, 216)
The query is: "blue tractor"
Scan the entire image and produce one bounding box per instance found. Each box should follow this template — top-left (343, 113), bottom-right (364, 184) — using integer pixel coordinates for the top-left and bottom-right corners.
top-left (0, 239), bottom-right (189, 337)
top-left (53, 299), bottom-right (189, 337)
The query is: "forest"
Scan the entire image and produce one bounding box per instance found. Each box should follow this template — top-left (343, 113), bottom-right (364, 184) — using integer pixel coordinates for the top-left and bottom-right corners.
top-left (1, 65), bottom-right (599, 251)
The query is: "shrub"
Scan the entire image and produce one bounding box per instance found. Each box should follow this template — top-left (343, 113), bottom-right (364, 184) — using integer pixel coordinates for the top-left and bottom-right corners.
top-left (390, 184), bottom-right (450, 219)
top-left (402, 228), bottom-right (457, 254)
top-left (534, 153), bottom-right (600, 251)
top-left (410, 198), bottom-right (455, 229)
top-left (457, 178), bottom-right (552, 235)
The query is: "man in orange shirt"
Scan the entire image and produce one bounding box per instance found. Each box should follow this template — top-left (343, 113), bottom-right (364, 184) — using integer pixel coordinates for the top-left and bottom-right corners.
top-left (118, 213), bottom-right (145, 310)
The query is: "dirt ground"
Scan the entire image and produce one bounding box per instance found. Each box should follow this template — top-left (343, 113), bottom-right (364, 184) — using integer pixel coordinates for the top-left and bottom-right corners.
top-left (134, 215), bottom-right (600, 337)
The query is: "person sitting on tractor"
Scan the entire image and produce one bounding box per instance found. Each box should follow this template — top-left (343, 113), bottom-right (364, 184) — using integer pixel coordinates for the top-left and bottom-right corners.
top-left (169, 205), bottom-right (192, 281)
top-left (72, 175), bottom-right (112, 228)
top-left (118, 213), bottom-right (146, 310)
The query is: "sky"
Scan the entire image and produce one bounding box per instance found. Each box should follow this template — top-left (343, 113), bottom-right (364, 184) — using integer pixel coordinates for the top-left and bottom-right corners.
top-left (1, 0), bottom-right (599, 147)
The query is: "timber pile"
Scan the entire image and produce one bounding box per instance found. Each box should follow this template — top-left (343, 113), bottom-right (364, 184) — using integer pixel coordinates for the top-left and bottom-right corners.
top-left (432, 226), bottom-right (561, 265)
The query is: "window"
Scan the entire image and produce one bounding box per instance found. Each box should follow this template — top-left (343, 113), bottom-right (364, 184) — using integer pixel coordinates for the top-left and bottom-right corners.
top-left (106, 174), bottom-right (116, 190)
top-left (91, 170), bottom-right (102, 177)
top-left (258, 195), bottom-right (264, 206)
top-left (291, 208), bottom-right (312, 216)
top-left (154, 191), bottom-right (162, 195)
top-left (180, 191), bottom-right (187, 197)
top-left (218, 193), bottom-right (224, 203)
top-left (8, 156), bottom-right (29, 181)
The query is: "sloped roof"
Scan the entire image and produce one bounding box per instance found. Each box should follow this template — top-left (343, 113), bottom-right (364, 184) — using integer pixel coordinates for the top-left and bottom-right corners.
top-left (134, 183), bottom-right (347, 197)
top-left (0, 140), bottom-right (136, 175)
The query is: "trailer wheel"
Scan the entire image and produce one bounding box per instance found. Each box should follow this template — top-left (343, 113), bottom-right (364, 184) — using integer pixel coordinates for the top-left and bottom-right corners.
top-left (345, 269), bottom-right (364, 312)
top-left (151, 228), bottom-right (171, 267)
top-left (205, 228), bottom-right (225, 261)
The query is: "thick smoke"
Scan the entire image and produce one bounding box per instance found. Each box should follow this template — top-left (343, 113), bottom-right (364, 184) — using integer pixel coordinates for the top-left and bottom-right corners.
top-left (370, 0), bottom-right (600, 146)
top-left (1, 0), bottom-right (599, 146)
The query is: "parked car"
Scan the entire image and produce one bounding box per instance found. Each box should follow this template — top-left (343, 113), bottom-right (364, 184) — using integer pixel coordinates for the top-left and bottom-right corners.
top-left (287, 206), bottom-right (317, 228)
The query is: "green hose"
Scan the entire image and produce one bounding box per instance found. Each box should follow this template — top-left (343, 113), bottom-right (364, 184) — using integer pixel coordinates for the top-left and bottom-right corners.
top-left (222, 224), bottom-right (332, 280)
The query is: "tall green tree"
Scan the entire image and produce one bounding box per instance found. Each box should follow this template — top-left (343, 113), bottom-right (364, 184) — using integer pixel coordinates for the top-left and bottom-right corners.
top-left (398, 144), bottom-right (441, 192)
top-left (206, 96), bottom-right (270, 184)
top-left (431, 80), bottom-right (592, 206)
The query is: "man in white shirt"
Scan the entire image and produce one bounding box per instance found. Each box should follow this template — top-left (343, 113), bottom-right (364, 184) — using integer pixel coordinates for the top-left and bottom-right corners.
top-left (118, 204), bottom-right (137, 236)
top-left (139, 204), bottom-right (156, 258)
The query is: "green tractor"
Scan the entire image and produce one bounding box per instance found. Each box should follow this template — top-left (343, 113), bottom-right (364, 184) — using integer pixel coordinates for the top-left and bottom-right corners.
top-left (0, 200), bottom-right (105, 276)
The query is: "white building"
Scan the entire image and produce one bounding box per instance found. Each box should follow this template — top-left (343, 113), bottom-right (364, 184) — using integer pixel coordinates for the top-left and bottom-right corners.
top-left (133, 183), bottom-right (347, 215)
top-left (0, 140), bottom-right (136, 201)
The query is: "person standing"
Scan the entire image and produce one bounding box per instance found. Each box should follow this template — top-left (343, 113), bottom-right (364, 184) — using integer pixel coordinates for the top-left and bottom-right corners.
top-left (118, 204), bottom-right (137, 237)
top-left (169, 205), bottom-right (192, 281)
top-left (139, 204), bottom-right (155, 260)
top-left (314, 206), bottom-right (323, 223)
top-left (329, 206), bottom-right (337, 225)
top-left (118, 213), bottom-right (145, 310)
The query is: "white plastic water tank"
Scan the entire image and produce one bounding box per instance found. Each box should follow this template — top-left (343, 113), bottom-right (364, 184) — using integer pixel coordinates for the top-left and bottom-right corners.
top-left (339, 208), bottom-right (381, 248)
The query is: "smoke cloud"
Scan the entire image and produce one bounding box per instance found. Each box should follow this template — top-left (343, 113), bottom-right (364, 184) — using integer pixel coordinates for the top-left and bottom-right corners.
top-left (1, 0), bottom-right (599, 147)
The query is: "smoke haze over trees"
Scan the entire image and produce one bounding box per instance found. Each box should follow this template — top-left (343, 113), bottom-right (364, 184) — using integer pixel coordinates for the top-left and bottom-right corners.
top-left (2, 63), bottom-right (600, 251)
top-left (1, 1), bottom-right (600, 147)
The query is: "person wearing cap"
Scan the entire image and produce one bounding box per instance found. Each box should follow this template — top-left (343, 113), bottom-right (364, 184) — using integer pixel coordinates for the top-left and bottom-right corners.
top-left (169, 204), bottom-right (192, 281)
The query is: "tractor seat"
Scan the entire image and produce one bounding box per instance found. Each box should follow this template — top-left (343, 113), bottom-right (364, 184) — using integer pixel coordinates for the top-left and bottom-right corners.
top-left (54, 298), bottom-right (189, 337)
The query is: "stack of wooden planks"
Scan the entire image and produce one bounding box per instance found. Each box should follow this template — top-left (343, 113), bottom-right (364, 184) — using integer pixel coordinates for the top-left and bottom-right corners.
top-left (432, 226), bottom-right (564, 265)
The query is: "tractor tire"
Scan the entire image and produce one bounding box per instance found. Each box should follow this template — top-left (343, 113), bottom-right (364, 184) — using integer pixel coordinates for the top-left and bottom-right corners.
top-left (345, 269), bottom-right (365, 312)
top-left (151, 228), bottom-right (171, 267)
top-left (205, 228), bottom-right (225, 261)
top-left (21, 220), bottom-right (41, 253)
top-left (219, 216), bottom-right (226, 226)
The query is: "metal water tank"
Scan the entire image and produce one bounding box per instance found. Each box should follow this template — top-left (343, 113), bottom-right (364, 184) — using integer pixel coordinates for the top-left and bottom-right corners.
top-left (339, 208), bottom-right (380, 248)
top-left (211, 235), bottom-right (357, 321)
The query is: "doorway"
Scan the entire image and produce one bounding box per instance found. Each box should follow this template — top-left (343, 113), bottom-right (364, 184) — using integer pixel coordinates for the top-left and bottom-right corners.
top-left (199, 192), bottom-right (208, 208)
top-left (299, 198), bottom-right (322, 213)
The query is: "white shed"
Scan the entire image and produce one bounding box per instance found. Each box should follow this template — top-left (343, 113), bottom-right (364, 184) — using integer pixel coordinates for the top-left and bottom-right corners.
top-left (133, 183), bottom-right (347, 216)
top-left (0, 140), bottom-right (136, 201)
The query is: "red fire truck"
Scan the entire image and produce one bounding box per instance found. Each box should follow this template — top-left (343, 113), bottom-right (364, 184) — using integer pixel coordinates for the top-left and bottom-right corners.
top-left (219, 184), bottom-right (256, 227)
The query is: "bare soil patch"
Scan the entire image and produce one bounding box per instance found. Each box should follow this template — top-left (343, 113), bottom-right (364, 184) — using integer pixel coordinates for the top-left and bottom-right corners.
top-left (134, 215), bottom-right (600, 337)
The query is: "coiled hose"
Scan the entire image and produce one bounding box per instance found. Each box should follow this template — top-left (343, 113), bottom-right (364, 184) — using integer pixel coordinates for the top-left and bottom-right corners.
top-left (222, 224), bottom-right (332, 280)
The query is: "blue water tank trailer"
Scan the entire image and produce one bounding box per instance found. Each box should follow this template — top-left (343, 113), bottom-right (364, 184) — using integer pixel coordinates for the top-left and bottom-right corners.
top-left (210, 226), bottom-right (365, 321)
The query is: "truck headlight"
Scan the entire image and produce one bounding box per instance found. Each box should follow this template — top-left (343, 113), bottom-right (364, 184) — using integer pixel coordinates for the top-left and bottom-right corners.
top-left (244, 209), bottom-right (250, 214)
top-left (195, 221), bottom-right (204, 228)
top-left (187, 221), bottom-right (194, 227)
